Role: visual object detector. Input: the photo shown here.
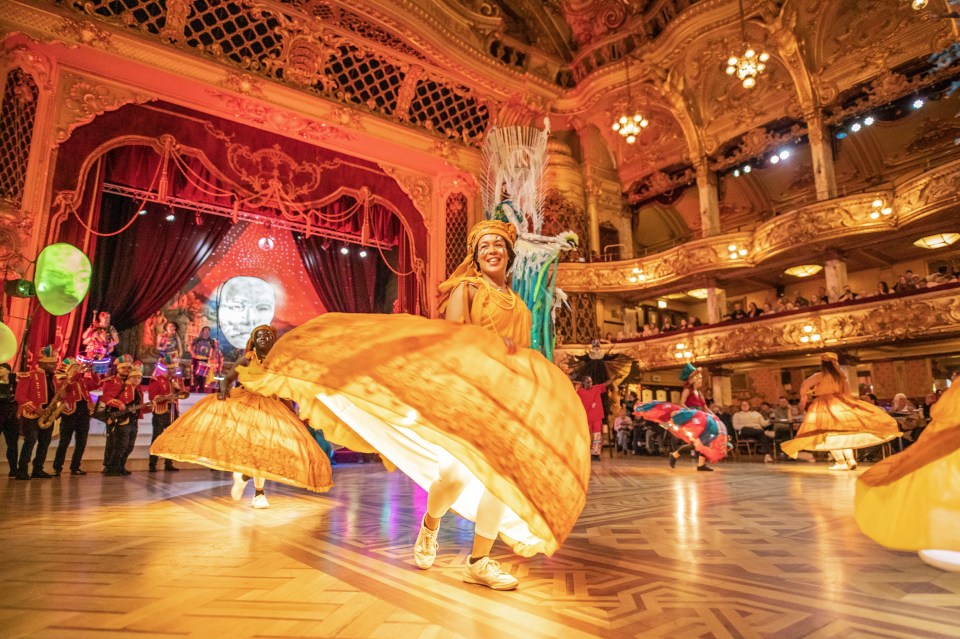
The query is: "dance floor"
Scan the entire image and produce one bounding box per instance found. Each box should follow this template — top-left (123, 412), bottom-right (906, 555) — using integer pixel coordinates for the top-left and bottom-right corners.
top-left (1, 457), bottom-right (958, 639)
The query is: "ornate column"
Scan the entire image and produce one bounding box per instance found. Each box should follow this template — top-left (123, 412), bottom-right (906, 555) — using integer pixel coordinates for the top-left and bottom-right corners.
top-left (806, 111), bottom-right (838, 201)
top-left (694, 157), bottom-right (721, 237)
top-left (583, 176), bottom-right (602, 255)
top-left (823, 251), bottom-right (848, 302)
top-left (706, 285), bottom-right (726, 324)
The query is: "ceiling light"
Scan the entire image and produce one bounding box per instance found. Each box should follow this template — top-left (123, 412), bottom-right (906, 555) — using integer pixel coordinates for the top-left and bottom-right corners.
top-left (340, 246), bottom-right (350, 255)
top-left (738, 248), bottom-right (748, 256)
top-left (687, 288), bottom-right (709, 299)
top-left (632, 267), bottom-right (641, 274)
top-left (770, 155), bottom-right (780, 164)
top-left (727, 244), bottom-right (737, 252)
top-left (138, 209), bottom-right (148, 216)
top-left (257, 237), bottom-right (274, 251)
top-left (628, 276), bottom-right (638, 283)
top-left (359, 250), bottom-right (368, 258)
top-left (733, 169), bottom-right (741, 177)
top-left (850, 122), bottom-right (862, 133)
top-left (913, 98), bottom-right (924, 109)
top-left (611, 55), bottom-right (649, 145)
top-left (657, 300), bottom-right (667, 309)
top-left (779, 150), bottom-right (790, 159)
top-left (864, 116), bottom-right (875, 126)
top-left (913, 233), bottom-right (960, 249)
top-left (165, 213), bottom-right (176, 222)
top-left (911, 0), bottom-right (928, 10)
top-left (784, 264), bottom-right (823, 277)
top-left (742, 165), bottom-right (752, 173)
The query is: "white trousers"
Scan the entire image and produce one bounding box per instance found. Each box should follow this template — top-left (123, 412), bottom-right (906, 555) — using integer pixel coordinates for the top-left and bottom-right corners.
top-left (427, 452), bottom-right (505, 540)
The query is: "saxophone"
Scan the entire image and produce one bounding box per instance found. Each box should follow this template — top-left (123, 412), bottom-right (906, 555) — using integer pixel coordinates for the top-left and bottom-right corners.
top-left (38, 381), bottom-right (70, 430)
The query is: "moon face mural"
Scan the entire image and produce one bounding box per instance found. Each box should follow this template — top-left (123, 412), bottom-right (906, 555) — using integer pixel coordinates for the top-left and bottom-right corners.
top-left (217, 276), bottom-right (276, 348)
top-left (35, 243), bottom-right (92, 316)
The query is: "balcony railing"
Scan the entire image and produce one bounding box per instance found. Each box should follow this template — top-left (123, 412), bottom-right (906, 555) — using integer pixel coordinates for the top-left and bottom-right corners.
top-left (556, 284), bottom-right (960, 370)
top-left (557, 159), bottom-right (960, 293)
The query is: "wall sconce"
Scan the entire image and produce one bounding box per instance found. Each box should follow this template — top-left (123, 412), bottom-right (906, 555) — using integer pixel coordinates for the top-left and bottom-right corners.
top-left (628, 266), bottom-right (648, 284)
top-left (799, 323), bottom-right (821, 344)
top-left (674, 343), bottom-right (694, 359)
top-left (868, 198), bottom-right (893, 220)
top-left (657, 300), bottom-right (667, 309)
top-left (727, 243), bottom-right (749, 260)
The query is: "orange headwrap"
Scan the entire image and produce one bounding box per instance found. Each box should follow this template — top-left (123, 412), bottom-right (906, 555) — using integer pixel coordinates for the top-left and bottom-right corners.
top-left (437, 220), bottom-right (517, 313)
top-left (245, 325), bottom-right (277, 355)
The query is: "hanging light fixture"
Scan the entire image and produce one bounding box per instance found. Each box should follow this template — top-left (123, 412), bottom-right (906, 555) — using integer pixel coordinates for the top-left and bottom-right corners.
top-left (908, 0), bottom-right (928, 10)
top-left (725, 0), bottom-right (770, 90)
top-left (913, 233), bottom-right (960, 249)
top-left (611, 55), bottom-right (649, 144)
top-left (784, 264), bottom-right (823, 278)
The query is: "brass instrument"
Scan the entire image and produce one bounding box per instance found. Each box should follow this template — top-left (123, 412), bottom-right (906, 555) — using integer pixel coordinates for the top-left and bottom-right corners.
top-left (38, 382), bottom-right (70, 430)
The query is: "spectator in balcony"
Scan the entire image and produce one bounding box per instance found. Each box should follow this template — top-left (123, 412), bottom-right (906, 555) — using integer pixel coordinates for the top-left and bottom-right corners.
top-left (730, 302), bottom-right (747, 320)
top-left (688, 315), bottom-right (702, 327)
top-left (641, 324), bottom-right (657, 338)
top-left (660, 319), bottom-right (676, 333)
top-left (678, 318), bottom-right (689, 330)
top-left (732, 400), bottom-right (772, 452)
top-left (893, 274), bottom-right (913, 293)
top-left (875, 281), bottom-right (891, 296)
top-left (930, 266), bottom-right (950, 285)
top-left (793, 291), bottom-right (811, 308)
top-left (745, 301), bottom-right (763, 318)
top-left (761, 301), bottom-right (774, 314)
top-left (837, 285), bottom-right (858, 302)
top-left (602, 332), bottom-right (614, 343)
top-left (774, 297), bottom-right (790, 313)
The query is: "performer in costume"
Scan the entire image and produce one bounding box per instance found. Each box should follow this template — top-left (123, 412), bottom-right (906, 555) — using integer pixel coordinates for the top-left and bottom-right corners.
top-left (854, 382), bottom-right (960, 571)
top-left (13, 345), bottom-right (60, 479)
top-left (238, 219), bottom-right (590, 590)
top-left (576, 377), bottom-right (607, 461)
top-left (51, 358), bottom-right (100, 476)
top-left (147, 354), bottom-right (182, 472)
top-left (80, 311), bottom-right (119, 373)
top-left (667, 363), bottom-right (715, 471)
top-left (100, 355), bottom-right (141, 476)
top-left (189, 326), bottom-right (216, 392)
top-left (780, 353), bottom-right (899, 460)
top-left (157, 321), bottom-right (184, 362)
top-left (149, 325), bottom-right (332, 508)
top-left (0, 364), bottom-right (18, 478)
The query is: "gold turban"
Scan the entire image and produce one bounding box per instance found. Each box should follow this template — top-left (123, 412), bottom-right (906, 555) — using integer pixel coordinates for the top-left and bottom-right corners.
top-left (821, 352), bottom-right (839, 363)
top-left (438, 220), bottom-right (517, 314)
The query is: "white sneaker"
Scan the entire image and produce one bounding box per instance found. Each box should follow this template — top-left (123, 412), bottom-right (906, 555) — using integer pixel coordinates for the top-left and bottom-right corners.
top-left (828, 462), bottom-right (848, 471)
top-left (463, 556), bottom-right (519, 591)
top-left (251, 493), bottom-right (269, 509)
top-left (413, 518), bottom-right (439, 569)
top-left (231, 473), bottom-right (247, 501)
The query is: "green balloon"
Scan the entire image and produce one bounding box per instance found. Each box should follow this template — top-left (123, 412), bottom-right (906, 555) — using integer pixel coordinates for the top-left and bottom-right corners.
top-left (35, 243), bottom-right (92, 316)
top-left (0, 322), bottom-right (16, 361)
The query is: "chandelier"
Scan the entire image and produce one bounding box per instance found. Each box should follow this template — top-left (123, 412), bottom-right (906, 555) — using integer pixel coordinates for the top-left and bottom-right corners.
top-left (908, 0), bottom-right (928, 9)
top-left (611, 55), bottom-right (649, 144)
top-left (725, 0), bottom-right (770, 89)
top-left (784, 264), bottom-right (823, 278)
top-left (913, 233), bottom-right (960, 249)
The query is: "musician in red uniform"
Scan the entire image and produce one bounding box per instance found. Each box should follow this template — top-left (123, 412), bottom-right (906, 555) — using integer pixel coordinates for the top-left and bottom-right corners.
top-left (51, 358), bottom-right (100, 477)
top-left (13, 345), bottom-right (60, 480)
top-left (148, 355), bottom-right (181, 472)
top-left (101, 355), bottom-right (145, 476)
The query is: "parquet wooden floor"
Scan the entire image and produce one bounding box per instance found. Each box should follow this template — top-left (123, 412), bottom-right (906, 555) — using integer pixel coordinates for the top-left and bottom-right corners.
top-left (1, 457), bottom-right (958, 638)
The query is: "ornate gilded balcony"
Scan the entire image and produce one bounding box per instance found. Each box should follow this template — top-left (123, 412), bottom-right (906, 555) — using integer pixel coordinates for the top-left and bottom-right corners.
top-left (557, 159), bottom-right (960, 293)
top-left (556, 284), bottom-right (960, 370)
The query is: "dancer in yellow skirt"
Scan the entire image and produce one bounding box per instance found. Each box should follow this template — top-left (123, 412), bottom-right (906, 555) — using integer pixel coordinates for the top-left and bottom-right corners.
top-left (855, 383), bottom-right (960, 571)
top-left (150, 325), bottom-right (332, 508)
top-left (239, 220), bottom-right (590, 590)
top-left (780, 353), bottom-right (899, 461)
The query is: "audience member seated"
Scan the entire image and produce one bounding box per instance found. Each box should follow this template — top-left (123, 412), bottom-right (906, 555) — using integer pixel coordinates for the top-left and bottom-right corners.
top-left (875, 281), bottom-right (891, 296)
top-left (730, 302), bottom-right (747, 320)
top-left (732, 400), bottom-right (773, 453)
top-left (793, 291), bottom-right (810, 308)
top-left (893, 273), bottom-right (915, 293)
top-left (613, 408), bottom-right (633, 453)
top-left (641, 323), bottom-right (658, 337)
top-left (678, 318), bottom-right (689, 330)
top-left (770, 396), bottom-right (801, 421)
top-left (761, 301), bottom-right (774, 314)
top-left (688, 315), bottom-right (702, 327)
top-left (815, 286), bottom-right (830, 305)
top-left (660, 319), bottom-right (676, 333)
top-left (745, 301), bottom-right (763, 318)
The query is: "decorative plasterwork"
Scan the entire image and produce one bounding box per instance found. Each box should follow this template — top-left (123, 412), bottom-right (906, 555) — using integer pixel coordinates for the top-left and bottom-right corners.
top-left (556, 287), bottom-right (960, 368)
top-left (218, 71), bottom-right (264, 97)
top-left (380, 164), bottom-right (433, 231)
top-left (54, 17), bottom-right (116, 51)
top-left (0, 198), bottom-right (33, 261)
top-left (206, 91), bottom-right (359, 144)
top-left (0, 40), bottom-right (53, 94)
top-left (560, 158), bottom-right (960, 293)
top-left (54, 72), bottom-right (152, 144)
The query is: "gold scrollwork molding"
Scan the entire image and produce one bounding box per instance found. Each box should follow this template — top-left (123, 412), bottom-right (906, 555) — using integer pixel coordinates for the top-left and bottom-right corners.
top-left (54, 17), bottom-right (116, 51)
top-left (0, 40), bottom-right (53, 94)
top-left (557, 287), bottom-right (960, 369)
top-left (0, 198), bottom-right (33, 262)
top-left (380, 165), bottom-right (433, 232)
top-left (206, 91), bottom-right (359, 144)
top-left (55, 72), bottom-right (151, 144)
top-left (559, 159), bottom-right (960, 294)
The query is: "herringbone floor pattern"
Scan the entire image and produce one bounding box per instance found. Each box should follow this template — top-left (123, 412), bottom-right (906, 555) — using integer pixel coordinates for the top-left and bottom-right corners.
top-left (1, 458), bottom-right (958, 638)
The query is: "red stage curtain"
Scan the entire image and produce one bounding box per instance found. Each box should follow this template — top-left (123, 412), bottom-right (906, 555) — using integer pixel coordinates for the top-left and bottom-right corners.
top-left (86, 193), bottom-right (233, 333)
top-left (294, 233), bottom-right (389, 313)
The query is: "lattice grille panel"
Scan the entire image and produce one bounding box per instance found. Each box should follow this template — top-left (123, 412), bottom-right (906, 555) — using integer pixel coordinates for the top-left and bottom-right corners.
top-left (555, 293), bottom-right (598, 346)
top-left (0, 69), bottom-right (39, 206)
top-left (326, 45), bottom-right (404, 114)
top-left (444, 193), bottom-right (468, 277)
top-left (183, 0), bottom-right (285, 70)
top-left (337, 11), bottom-right (427, 61)
top-left (62, 0), bottom-right (166, 34)
top-left (408, 80), bottom-right (489, 142)
top-left (543, 189), bottom-right (589, 263)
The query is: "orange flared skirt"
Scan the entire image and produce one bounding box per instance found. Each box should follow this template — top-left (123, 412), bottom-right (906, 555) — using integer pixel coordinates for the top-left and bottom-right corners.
top-left (780, 394), bottom-right (900, 458)
top-left (150, 388), bottom-right (333, 493)
top-left (238, 312), bottom-right (590, 557)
